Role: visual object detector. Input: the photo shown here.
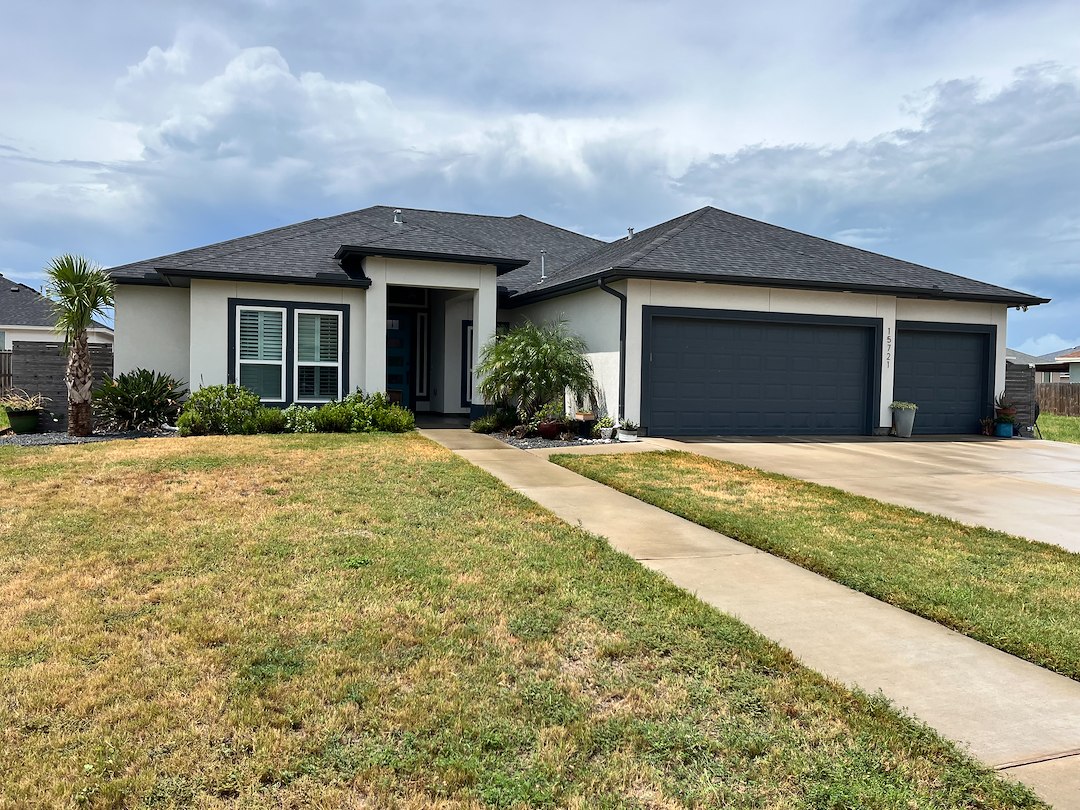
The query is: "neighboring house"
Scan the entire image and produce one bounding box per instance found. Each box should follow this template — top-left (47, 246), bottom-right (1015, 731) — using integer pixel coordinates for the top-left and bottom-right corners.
top-left (0, 273), bottom-right (114, 350)
top-left (109, 205), bottom-right (1047, 436)
top-left (1005, 348), bottom-right (1041, 366)
top-left (1034, 345), bottom-right (1080, 383)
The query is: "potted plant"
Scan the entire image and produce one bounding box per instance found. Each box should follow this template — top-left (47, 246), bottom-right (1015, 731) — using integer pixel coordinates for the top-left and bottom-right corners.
top-left (994, 392), bottom-right (1016, 420)
top-left (979, 416), bottom-right (995, 436)
top-left (994, 413), bottom-right (1015, 438)
top-left (535, 399), bottom-right (566, 440)
top-left (594, 415), bottom-right (615, 441)
top-left (1, 389), bottom-right (50, 435)
top-left (617, 418), bottom-right (639, 442)
top-left (890, 401), bottom-right (918, 438)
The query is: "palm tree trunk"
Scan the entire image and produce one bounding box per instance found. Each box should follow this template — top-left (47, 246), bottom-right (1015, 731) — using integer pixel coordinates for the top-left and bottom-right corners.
top-left (66, 332), bottom-right (95, 437)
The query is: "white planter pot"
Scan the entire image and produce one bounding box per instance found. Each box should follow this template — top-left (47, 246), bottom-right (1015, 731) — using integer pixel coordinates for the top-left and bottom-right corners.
top-left (618, 429), bottom-right (639, 442)
top-left (892, 408), bottom-right (916, 439)
top-left (600, 427), bottom-right (614, 440)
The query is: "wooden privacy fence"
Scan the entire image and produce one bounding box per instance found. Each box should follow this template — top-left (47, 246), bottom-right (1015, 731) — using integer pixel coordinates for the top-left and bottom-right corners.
top-left (1036, 383), bottom-right (1080, 417)
top-left (10, 341), bottom-right (113, 430)
top-left (1004, 361), bottom-right (1036, 431)
top-left (0, 350), bottom-right (10, 392)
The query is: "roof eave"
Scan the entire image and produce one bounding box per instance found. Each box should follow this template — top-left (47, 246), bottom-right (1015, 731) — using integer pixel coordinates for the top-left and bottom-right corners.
top-left (335, 245), bottom-right (529, 273)
top-left (113, 268), bottom-right (372, 289)
top-left (504, 267), bottom-right (1051, 308)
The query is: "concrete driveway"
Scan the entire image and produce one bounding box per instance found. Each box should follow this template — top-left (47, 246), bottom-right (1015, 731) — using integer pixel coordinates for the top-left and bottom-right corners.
top-left (648, 436), bottom-right (1080, 553)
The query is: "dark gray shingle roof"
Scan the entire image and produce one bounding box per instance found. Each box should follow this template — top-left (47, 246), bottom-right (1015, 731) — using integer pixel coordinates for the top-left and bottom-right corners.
top-left (109, 206), bottom-right (604, 286)
top-left (0, 274), bottom-right (109, 330)
top-left (109, 203), bottom-right (1047, 307)
top-left (1005, 348), bottom-right (1041, 365)
top-left (502, 207), bottom-right (1048, 306)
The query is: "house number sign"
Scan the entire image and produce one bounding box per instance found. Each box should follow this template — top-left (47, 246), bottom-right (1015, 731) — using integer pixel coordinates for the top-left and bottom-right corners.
top-left (885, 326), bottom-right (892, 369)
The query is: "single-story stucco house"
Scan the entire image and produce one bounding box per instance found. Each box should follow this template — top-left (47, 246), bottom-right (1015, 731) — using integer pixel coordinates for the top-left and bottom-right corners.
top-left (108, 205), bottom-right (1047, 436)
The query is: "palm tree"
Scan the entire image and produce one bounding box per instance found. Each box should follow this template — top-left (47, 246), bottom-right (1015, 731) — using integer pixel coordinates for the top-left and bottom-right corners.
top-left (476, 320), bottom-right (597, 421)
top-left (45, 255), bottom-right (114, 436)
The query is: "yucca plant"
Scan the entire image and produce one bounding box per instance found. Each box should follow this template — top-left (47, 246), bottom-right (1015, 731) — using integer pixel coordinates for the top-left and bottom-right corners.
top-left (94, 369), bottom-right (187, 431)
top-left (44, 255), bottom-right (114, 436)
top-left (476, 320), bottom-right (596, 421)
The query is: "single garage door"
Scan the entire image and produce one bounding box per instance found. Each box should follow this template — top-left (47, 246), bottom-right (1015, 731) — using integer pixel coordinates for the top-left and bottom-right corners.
top-left (645, 313), bottom-right (876, 436)
top-left (893, 326), bottom-right (992, 434)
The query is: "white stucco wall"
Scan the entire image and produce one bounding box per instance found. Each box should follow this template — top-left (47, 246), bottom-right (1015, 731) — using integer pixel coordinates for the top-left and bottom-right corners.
top-left (113, 285), bottom-right (189, 382)
top-left (509, 285), bottom-right (623, 417)
top-left (361, 256), bottom-right (498, 407)
top-left (620, 280), bottom-right (1004, 430)
top-left (188, 279), bottom-right (367, 394)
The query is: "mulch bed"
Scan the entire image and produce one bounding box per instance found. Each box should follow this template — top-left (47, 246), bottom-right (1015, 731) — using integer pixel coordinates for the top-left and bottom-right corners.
top-left (492, 433), bottom-right (619, 450)
top-left (0, 430), bottom-right (172, 447)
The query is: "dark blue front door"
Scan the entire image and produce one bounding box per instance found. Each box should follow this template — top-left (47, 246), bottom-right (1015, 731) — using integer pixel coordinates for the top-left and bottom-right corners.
top-left (386, 310), bottom-right (413, 408)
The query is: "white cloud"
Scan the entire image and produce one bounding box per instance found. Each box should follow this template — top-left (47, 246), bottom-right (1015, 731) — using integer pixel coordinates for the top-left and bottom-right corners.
top-left (1017, 334), bottom-right (1080, 357)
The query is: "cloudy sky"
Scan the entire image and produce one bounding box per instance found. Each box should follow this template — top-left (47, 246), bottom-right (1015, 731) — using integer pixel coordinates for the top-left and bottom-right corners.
top-left (2, 0), bottom-right (1079, 353)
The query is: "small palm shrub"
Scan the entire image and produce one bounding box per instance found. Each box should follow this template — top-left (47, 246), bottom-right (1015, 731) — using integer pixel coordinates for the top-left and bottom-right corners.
top-left (470, 414), bottom-right (499, 433)
top-left (178, 384), bottom-right (261, 436)
top-left (476, 320), bottom-right (596, 422)
top-left (94, 369), bottom-right (187, 431)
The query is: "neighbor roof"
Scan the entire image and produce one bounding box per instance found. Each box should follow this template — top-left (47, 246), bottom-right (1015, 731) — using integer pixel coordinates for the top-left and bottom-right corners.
top-left (108, 206), bottom-right (603, 287)
top-left (501, 207), bottom-right (1049, 306)
top-left (0, 273), bottom-right (109, 330)
top-left (1005, 348), bottom-right (1042, 365)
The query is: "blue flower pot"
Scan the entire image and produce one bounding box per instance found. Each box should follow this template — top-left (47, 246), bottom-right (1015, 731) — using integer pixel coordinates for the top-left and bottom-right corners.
top-left (994, 422), bottom-right (1013, 438)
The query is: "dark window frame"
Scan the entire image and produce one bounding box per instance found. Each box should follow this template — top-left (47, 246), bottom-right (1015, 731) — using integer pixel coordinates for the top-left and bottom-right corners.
top-left (227, 297), bottom-right (349, 406)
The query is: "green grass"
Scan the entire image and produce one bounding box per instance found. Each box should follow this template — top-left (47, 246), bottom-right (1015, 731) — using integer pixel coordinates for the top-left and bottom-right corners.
top-left (552, 450), bottom-right (1080, 685)
top-left (0, 438), bottom-right (1042, 807)
top-left (1039, 412), bottom-right (1080, 444)
top-left (0, 408), bottom-right (8, 431)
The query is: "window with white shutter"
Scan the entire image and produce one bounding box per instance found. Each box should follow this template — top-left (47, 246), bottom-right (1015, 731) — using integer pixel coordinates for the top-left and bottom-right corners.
top-left (236, 307), bottom-right (286, 401)
top-left (295, 310), bottom-right (341, 402)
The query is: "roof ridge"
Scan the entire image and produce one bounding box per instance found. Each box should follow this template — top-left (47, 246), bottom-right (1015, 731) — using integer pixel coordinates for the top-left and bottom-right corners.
top-left (614, 208), bottom-right (711, 268)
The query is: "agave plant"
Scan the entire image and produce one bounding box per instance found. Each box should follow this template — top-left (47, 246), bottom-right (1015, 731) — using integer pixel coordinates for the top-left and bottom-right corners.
top-left (94, 369), bottom-right (187, 431)
top-left (44, 255), bottom-right (114, 436)
top-left (476, 320), bottom-right (597, 421)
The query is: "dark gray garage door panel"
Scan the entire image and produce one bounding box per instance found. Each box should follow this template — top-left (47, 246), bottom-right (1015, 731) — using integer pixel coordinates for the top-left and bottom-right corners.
top-left (647, 316), bottom-right (874, 436)
top-left (894, 328), bottom-right (991, 434)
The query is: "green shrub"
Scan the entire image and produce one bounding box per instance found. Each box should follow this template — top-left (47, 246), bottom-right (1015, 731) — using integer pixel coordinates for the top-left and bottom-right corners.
top-left (313, 401), bottom-right (355, 433)
top-left (373, 404), bottom-right (415, 433)
top-left (176, 411), bottom-right (208, 437)
top-left (178, 385), bottom-right (260, 436)
top-left (94, 368), bottom-right (187, 431)
top-left (254, 407), bottom-right (287, 434)
top-left (470, 414), bottom-right (500, 433)
top-left (283, 404), bottom-right (317, 433)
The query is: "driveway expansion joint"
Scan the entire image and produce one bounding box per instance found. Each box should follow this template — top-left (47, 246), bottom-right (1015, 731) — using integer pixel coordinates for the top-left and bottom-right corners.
top-left (996, 748), bottom-right (1080, 771)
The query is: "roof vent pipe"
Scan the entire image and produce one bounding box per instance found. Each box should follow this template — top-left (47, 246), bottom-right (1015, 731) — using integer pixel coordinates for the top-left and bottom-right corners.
top-left (540, 249), bottom-right (547, 283)
top-left (627, 227), bottom-right (634, 240)
top-left (393, 208), bottom-right (404, 225)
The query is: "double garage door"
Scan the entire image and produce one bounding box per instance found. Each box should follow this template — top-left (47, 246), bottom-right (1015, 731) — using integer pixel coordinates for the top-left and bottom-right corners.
top-left (644, 311), bottom-right (992, 437)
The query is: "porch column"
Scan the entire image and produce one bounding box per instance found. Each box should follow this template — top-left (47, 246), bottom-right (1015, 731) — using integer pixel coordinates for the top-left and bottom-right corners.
top-left (471, 266), bottom-right (498, 411)
top-left (877, 296), bottom-right (897, 431)
top-left (364, 258), bottom-right (387, 394)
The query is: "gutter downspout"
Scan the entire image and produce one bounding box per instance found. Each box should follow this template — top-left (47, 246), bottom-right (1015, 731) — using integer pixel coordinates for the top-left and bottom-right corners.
top-left (597, 277), bottom-right (627, 420)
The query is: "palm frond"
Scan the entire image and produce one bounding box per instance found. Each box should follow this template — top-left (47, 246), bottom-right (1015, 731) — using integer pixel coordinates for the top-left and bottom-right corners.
top-left (44, 254), bottom-right (114, 343)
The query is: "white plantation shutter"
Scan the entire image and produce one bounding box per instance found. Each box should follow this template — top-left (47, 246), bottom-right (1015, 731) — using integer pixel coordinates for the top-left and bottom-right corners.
top-left (295, 311), bottom-right (341, 401)
top-left (237, 307), bottom-right (285, 399)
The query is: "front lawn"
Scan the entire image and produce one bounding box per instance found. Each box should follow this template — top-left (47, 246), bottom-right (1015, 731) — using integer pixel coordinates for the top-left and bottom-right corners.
top-left (1039, 412), bottom-right (1080, 444)
top-left (553, 450), bottom-right (1080, 683)
top-left (0, 408), bottom-right (8, 430)
top-left (0, 436), bottom-right (1041, 807)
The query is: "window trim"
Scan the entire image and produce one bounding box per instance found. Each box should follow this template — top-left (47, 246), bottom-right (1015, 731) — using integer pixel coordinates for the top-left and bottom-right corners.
top-left (227, 298), bottom-right (349, 406)
top-left (293, 309), bottom-right (343, 404)
top-left (236, 305), bottom-right (287, 404)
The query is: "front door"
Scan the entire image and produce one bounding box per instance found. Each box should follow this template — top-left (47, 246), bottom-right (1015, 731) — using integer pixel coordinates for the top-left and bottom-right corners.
top-left (386, 309), bottom-right (413, 408)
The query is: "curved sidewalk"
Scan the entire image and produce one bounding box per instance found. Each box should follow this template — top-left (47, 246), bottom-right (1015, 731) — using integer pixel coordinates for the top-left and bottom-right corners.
top-left (421, 428), bottom-right (1080, 808)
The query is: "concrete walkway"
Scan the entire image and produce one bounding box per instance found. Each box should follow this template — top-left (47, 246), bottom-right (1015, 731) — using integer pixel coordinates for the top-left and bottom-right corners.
top-left (421, 427), bottom-right (1080, 809)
